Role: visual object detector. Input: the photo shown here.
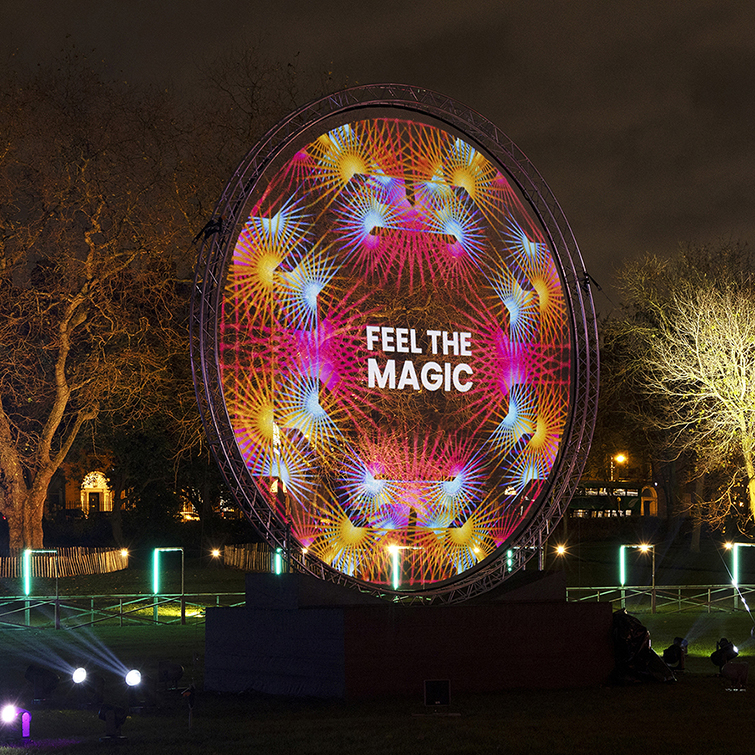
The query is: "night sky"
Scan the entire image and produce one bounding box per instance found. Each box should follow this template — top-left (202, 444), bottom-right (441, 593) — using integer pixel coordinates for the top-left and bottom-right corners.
top-left (3, 0), bottom-right (754, 313)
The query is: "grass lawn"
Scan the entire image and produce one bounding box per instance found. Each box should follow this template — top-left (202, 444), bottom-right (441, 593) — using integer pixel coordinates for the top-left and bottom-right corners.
top-left (2, 551), bottom-right (755, 753)
top-left (0, 607), bottom-right (754, 754)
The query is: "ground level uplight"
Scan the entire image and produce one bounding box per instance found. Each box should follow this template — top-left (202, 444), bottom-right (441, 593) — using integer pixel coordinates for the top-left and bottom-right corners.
top-left (1, 706), bottom-right (16, 724)
top-left (0, 705), bottom-right (31, 738)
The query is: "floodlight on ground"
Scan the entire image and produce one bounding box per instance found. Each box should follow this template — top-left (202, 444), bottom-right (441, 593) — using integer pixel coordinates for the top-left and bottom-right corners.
top-left (125, 670), bottom-right (141, 687)
top-left (25, 664), bottom-right (59, 702)
top-left (120, 549), bottom-right (129, 559)
top-left (71, 669), bottom-right (105, 709)
top-left (98, 704), bottom-right (128, 741)
top-left (1, 706), bottom-right (16, 724)
top-left (0, 705), bottom-right (31, 739)
top-left (662, 637), bottom-right (688, 670)
top-left (158, 661), bottom-right (184, 690)
top-left (210, 548), bottom-right (221, 558)
top-left (721, 660), bottom-right (749, 691)
top-left (711, 637), bottom-right (739, 671)
top-left (424, 679), bottom-right (451, 707)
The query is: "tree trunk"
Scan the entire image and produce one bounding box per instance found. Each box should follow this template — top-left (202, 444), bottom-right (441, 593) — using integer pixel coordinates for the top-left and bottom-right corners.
top-left (5, 503), bottom-right (23, 550)
top-left (690, 473), bottom-right (704, 553)
top-left (3, 464), bottom-right (54, 549)
top-left (109, 476), bottom-right (126, 547)
top-left (7, 488), bottom-right (45, 549)
top-left (742, 440), bottom-right (755, 523)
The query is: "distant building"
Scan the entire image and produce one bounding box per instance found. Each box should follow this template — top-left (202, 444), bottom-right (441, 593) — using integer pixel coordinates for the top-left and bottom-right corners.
top-left (569, 481), bottom-right (659, 518)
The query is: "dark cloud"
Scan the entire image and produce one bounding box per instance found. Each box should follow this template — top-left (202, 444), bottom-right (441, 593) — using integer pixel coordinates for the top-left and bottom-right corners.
top-left (2, 0), bottom-right (755, 312)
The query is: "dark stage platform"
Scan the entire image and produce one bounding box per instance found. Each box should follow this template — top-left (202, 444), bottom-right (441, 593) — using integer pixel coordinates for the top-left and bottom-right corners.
top-left (204, 572), bottom-right (613, 698)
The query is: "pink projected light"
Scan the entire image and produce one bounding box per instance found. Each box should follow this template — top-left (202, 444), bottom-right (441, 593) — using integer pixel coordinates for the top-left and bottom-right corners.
top-left (218, 115), bottom-right (571, 589)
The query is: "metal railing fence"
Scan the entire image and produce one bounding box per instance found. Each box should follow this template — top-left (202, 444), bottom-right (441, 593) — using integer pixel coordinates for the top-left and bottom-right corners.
top-left (566, 583), bottom-right (755, 614)
top-left (0, 592), bottom-right (246, 629)
top-left (3, 581), bottom-right (754, 629)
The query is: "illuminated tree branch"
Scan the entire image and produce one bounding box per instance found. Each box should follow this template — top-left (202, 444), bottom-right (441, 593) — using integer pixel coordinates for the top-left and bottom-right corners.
top-left (609, 244), bottom-right (755, 528)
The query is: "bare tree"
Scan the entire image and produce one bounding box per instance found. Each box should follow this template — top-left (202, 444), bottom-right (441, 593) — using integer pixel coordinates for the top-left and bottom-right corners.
top-left (609, 243), bottom-right (755, 529)
top-left (0, 59), bottom-right (189, 548)
top-left (0, 44), bottom-right (332, 549)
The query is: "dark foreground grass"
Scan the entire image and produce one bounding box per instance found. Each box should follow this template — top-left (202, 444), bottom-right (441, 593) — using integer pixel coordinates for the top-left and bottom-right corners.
top-left (3, 677), bottom-right (754, 755)
top-left (0, 662), bottom-right (754, 755)
top-left (1, 612), bottom-right (755, 755)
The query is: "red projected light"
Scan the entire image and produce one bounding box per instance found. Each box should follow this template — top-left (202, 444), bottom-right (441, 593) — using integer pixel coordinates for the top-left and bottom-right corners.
top-left (193, 85), bottom-right (598, 601)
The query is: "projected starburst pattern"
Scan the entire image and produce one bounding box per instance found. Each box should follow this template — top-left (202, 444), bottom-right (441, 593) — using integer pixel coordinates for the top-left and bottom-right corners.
top-left (220, 117), bottom-right (570, 589)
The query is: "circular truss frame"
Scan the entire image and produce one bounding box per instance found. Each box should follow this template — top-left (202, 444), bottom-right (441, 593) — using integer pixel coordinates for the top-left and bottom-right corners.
top-left (190, 84), bottom-right (599, 605)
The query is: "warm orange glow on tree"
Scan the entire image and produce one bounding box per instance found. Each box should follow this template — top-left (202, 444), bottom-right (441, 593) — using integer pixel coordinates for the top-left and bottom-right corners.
top-left (0, 50), bottom-right (317, 549)
top-left (0, 60), bottom-right (190, 548)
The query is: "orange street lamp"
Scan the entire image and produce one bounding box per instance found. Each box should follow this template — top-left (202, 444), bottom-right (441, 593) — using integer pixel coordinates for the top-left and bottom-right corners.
top-left (610, 453), bottom-right (628, 481)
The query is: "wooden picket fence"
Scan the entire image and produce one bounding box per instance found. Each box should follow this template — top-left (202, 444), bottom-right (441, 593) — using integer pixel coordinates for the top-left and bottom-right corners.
top-left (222, 543), bottom-right (273, 573)
top-left (0, 547), bottom-right (128, 578)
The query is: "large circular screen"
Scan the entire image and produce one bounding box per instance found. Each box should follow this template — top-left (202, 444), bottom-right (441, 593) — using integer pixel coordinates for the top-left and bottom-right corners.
top-left (193, 85), bottom-right (598, 601)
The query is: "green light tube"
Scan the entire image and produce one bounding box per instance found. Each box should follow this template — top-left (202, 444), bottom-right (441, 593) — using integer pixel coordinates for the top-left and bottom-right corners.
top-left (153, 549), bottom-right (160, 594)
top-left (23, 550), bottom-right (31, 596)
top-left (619, 545), bottom-right (626, 587)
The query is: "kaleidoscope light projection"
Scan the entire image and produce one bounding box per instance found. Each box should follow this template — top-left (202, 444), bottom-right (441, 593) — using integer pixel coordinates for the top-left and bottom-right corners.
top-left (192, 85), bottom-right (599, 602)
